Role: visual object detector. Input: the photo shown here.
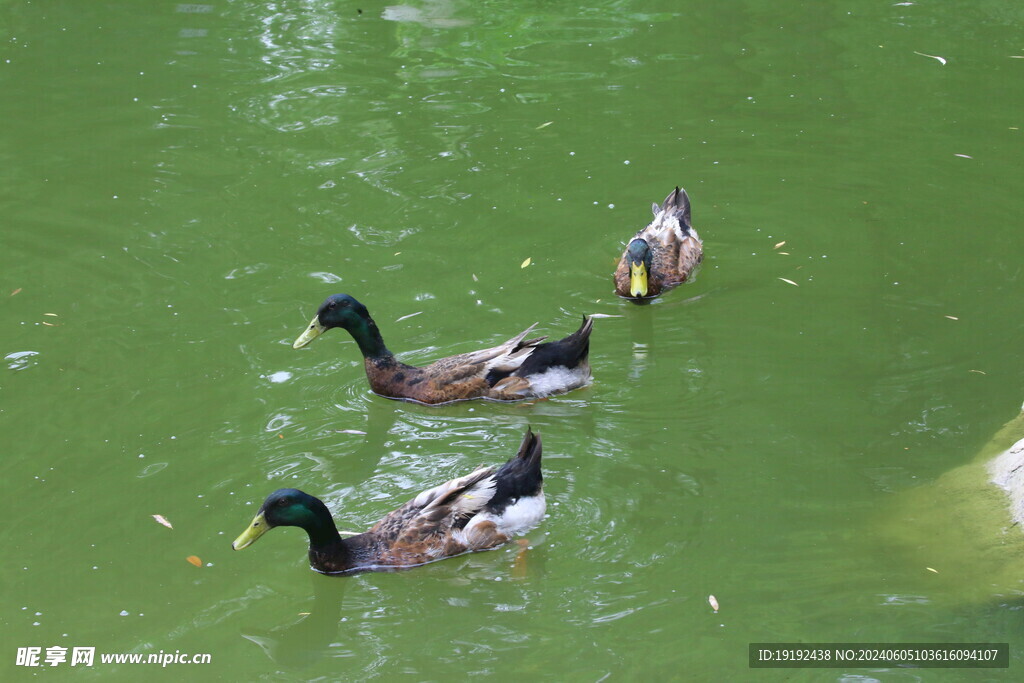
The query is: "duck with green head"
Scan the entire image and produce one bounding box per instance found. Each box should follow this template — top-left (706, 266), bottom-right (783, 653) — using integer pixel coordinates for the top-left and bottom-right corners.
top-left (614, 186), bottom-right (703, 302)
top-left (232, 428), bottom-right (547, 574)
top-left (292, 294), bottom-right (593, 404)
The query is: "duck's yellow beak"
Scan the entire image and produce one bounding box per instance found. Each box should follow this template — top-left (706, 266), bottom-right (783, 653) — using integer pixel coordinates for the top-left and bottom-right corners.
top-left (629, 262), bottom-right (648, 298)
top-left (293, 315), bottom-right (326, 349)
top-left (232, 512), bottom-right (270, 550)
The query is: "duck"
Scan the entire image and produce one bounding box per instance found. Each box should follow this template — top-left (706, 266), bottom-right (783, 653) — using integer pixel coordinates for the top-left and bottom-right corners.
top-left (292, 294), bottom-right (593, 404)
top-left (614, 186), bottom-right (703, 302)
top-left (232, 428), bottom-right (546, 574)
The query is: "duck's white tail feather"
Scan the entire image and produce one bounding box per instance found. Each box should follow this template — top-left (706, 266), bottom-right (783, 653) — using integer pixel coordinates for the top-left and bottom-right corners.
top-left (461, 493), bottom-right (546, 542)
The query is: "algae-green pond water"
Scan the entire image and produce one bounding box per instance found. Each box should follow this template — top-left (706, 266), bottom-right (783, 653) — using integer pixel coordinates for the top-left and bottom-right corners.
top-left (2, 0), bottom-right (1024, 679)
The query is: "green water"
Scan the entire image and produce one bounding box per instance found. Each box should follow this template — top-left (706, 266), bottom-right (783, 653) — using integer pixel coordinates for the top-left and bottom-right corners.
top-left (3, 0), bottom-right (1024, 679)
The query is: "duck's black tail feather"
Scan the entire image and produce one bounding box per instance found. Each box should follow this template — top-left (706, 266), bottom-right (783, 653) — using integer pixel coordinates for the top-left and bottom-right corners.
top-left (516, 316), bottom-right (592, 376)
top-left (491, 428), bottom-right (544, 505)
top-left (514, 427), bottom-right (543, 469)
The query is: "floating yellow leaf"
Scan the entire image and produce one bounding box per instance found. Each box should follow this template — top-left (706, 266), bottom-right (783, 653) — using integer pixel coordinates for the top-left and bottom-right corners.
top-left (708, 595), bottom-right (720, 612)
top-left (298, 612), bottom-right (311, 616)
top-left (926, 567), bottom-right (938, 573)
top-left (277, 433), bottom-right (284, 439)
top-left (778, 252), bottom-right (790, 255)
top-left (186, 555), bottom-right (202, 567)
top-left (774, 241), bottom-right (786, 249)
top-left (520, 257), bottom-right (532, 269)
top-left (10, 288), bottom-right (22, 296)
top-left (152, 514), bottom-right (173, 529)
top-left (778, 278), bottom-right (799, 287)
top-left (945, 315), bottom-right (959, 320)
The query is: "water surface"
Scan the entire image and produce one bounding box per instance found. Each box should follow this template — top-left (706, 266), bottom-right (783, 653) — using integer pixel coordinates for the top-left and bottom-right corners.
top-left (2, 0), bottom-right (1023, 679)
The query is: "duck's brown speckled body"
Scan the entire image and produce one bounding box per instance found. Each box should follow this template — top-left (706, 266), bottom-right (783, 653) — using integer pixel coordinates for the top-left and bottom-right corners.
top-left (614, 187), bottom-right (703, 302)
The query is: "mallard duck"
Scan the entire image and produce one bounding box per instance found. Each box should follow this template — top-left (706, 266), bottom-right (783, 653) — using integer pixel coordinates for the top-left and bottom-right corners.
top-left (614, 186), bottom-right (703, 301)
top-left (292, 294), bottom-right (593, 404)
top-left (232, 428), bottom-right (546, 574)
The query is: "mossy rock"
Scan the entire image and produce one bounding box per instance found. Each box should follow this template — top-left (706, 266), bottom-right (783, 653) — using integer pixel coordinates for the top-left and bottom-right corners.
top-left (882, 406), bottom-right (1024, 601)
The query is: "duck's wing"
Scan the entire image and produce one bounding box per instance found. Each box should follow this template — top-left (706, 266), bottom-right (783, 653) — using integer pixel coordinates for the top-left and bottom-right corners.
top-left (364, 466), bottom-right (500, 562)
top-left (418, 324), bottom-right (547, 384)
top-left (672, 228), bottom-right (703, 282)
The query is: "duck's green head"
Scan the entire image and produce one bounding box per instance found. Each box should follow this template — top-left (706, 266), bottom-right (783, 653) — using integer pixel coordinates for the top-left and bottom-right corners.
top-left (292, 294), bottom-right (370, 349)
top-left (232, 489), bottom-right (330, 550)
top-left (626, 239), bottom-right (652, 297)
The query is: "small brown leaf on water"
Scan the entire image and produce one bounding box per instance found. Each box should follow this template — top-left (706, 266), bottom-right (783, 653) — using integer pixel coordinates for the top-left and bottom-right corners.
top-left (10, 288), bottom-right (22, 296)
top-left (778, 278), bottom-right (799, 287)
top-left (520, 257), bottom-right (532, 269)
top-left (277, 433), bottom-right (284, 439)
top-left (186, 555), bottom-right (202, 567)
top-left (708, 595), bottom-right (720, 612)
top-left (774, 241), bottom-right (786, 249)
top-left (152, 514), bottom-right (173, 529)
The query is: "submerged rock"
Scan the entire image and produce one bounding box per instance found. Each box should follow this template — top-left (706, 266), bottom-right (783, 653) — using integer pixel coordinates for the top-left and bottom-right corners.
top-left (882, 405), bottom-right (1024, 601)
